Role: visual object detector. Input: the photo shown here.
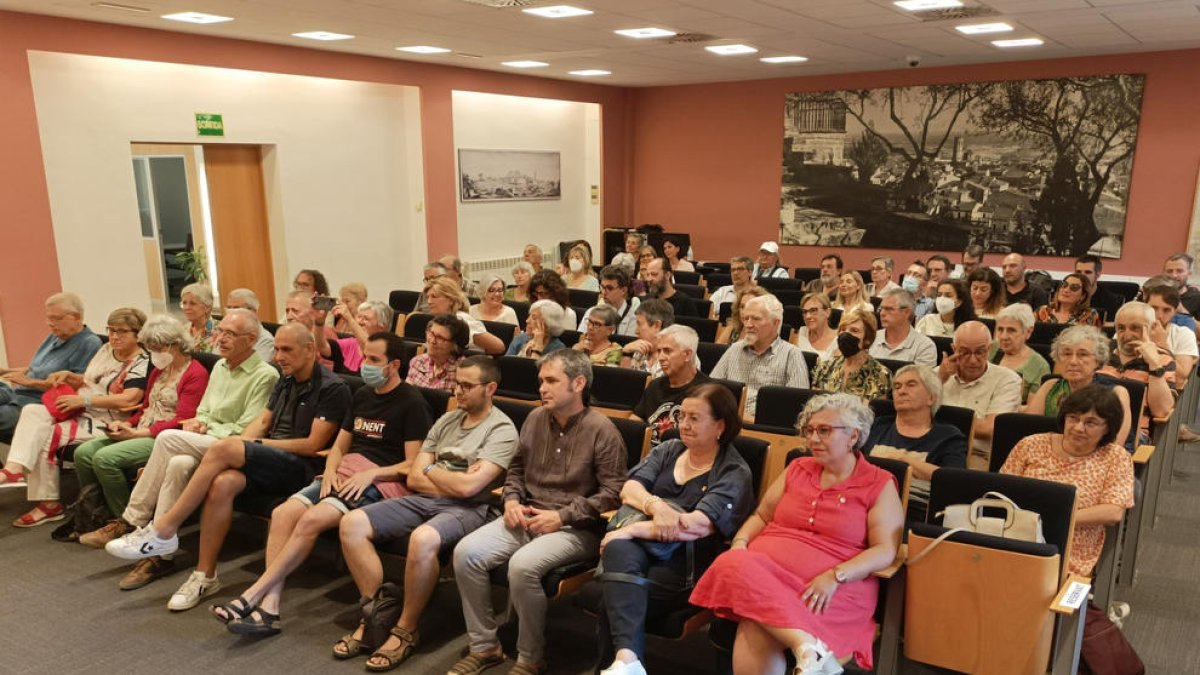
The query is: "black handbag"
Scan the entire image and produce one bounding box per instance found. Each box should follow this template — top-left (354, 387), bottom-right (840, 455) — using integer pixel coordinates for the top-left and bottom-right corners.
top-left (360, 582), bottom-right (405, 650)
top-left (598, 502), bottom-right (697, 589)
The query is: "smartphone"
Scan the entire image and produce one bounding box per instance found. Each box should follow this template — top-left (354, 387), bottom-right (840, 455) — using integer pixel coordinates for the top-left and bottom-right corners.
top-left (312, 295), bottom-right (336, 311)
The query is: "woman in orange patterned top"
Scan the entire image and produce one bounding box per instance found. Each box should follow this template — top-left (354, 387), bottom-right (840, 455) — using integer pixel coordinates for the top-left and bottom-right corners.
top-left (1035, 273), bottom-right (1102, 327)
top-left (1000, 385), bottom-right (1134, 577)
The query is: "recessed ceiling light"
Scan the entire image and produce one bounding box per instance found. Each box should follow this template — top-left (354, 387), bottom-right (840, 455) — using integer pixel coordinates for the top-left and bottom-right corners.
top-left (705, 44), bottom-right (758, 56)
top-left (162, 11), bottom-right (233, 24)
top-left (894, 0), bottom-right (963, 10)
top-left (992, 37), bottom-right (1044, 47)
top-left (569, 69), bottom-right (611, 76)
top-left (956, 22), bottom-right (1013, 35)
top-left (397, 45), bottom-right (452, 54)
top-left (761, 55), bottom-right (809, 64)
top-left (502, 60), bottom-right (550, 68)
top-left (292, 31), bottom-right (354, 41)
top-left (523, 5), bottom-right (593, 18)
top-left (614, 27), bottom-right (676, 39)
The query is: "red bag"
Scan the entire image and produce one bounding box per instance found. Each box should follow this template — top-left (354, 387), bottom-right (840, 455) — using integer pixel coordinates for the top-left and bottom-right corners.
top-left (41, 384), bottom-right (83, 465)
top-left (1079, 602), bottom-right (1145, 675)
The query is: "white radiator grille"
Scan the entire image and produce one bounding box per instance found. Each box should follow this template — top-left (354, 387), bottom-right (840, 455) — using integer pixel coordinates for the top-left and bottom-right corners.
top-left (465, 253), bottom-right (551, 283)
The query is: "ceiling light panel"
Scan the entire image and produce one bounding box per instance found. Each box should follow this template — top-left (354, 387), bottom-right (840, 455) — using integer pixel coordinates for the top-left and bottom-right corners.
top-left (162, 11), bottom-right (233, 24)
top-left (894, 0), bottom-right (964, 11)
top-left (614, 27), bottom-right (677, 38)
top-left (522, 5), bottom-right (594, 18)
top-left (761, 55), bottom-right (809, 63)
top-left (569, 69), bottom-right (611, 76)
top-left (292, 31), bottom-right (354, 41)
top-left (397, 45), bottom-right (452, 53)
top-left (956, 22), bottom-right (1013, 34)
top-left (992, 37), bottom-right (1044, 47)
top-left (705, 44), bottom-right (758, 55)
top-left (501, 60), bottom-right (550, 68)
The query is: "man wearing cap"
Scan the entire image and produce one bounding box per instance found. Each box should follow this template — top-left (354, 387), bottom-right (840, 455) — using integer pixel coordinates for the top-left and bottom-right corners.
top-left (751, 242), bottom-right (789, 280)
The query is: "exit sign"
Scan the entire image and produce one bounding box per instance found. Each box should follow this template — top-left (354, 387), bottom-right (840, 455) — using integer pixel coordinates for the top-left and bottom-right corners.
top-left (195, 113), bottom-right (225, 137)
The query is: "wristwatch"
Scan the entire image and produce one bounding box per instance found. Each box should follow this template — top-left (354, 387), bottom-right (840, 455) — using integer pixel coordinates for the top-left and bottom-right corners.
top-left (423, 462), bottom-right (438, 475)
top-left (1148, 366), bottom-right (1166, 378)
top-left (833, 566), bottom-right (849, 584)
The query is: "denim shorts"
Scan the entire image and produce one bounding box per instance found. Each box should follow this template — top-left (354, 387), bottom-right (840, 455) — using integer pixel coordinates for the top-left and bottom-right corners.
top-left (291, 477), bottom-right (384, 515)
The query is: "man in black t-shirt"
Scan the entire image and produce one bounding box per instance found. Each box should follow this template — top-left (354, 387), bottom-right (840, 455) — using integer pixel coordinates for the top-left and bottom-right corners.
top-left (633, 325), bottom-right (710, 444)
top-left (644, 257), bottom-right (698, 317)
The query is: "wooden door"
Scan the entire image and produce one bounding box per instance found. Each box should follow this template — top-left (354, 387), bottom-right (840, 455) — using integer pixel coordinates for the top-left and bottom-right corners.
top-left (202, 144), bottom-right (277, 319)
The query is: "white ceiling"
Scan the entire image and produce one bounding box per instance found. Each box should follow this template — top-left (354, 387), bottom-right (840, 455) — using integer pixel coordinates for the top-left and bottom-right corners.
top-left (4, 0), bottom-right (1200, 86)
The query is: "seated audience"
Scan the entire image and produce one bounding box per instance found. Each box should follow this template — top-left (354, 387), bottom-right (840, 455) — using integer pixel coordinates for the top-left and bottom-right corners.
top-left (531, 270), bottom-right (579, 326)
top-left (507, 261), bottom-right (535, 303)
top-left (990, 303), bottom-right (1051, 403)
top-left (2, 308), bottom-right (149, 527)
top-left (425, 277), bottom-right (505, 355)
top-left (636, 245), bottom-right (658, 285)
top-left (408, 314), bottom-right (470, 391)
top-left (106, 323), bottom-right (350, 613)
top-left (916, 278), bottom-right (976, 337)
top-left (448, 350), bottom-right (624, 675)
top-left (622, 299), bottom-right (675, 377)
top-left (563, 244), bottom-right (600, 291)
top-left (1100, 302), bottom-right (1176, 436)
top-left (336, 355), bottom-right (518, 667)
top-left (903, 260), bottom-right (934, 318)
top-left (1001, 386), bottom-right (1134, 578)
top-left (73, 315), bottom-right (209, 544)
top-left (662, 235), bottom-right (694, 273)
top-left (1036, 272), bottom-right (1101, 327)
top-left (959, 244), bottom-right (984, 278)
top-left (335, 282), bottom-right (368, 334)
top-left (644, 257), bottom-right (699, 317)
top-left (1025, 325), bottom-right (1132, 445)
top-left (180, 283), bottom-right (218, 353)
top-left (523, 244), bottom-right (545, 274)
top-left (938, 321), bottom-right (1022, 469)
top-left (223, 288), bottom-right (276, 361)
top-left (712, 294), bottom-right (810, 421)
top-left (1162, 252), bottom-right (1200, 316)
top-left (812, 309), bottom-right (892, 403)
top-left (914, 255), bottom-right (952, 319)
top-left (869, 288), bottom-right (937, 366)
top-left (716, 286), bottom-right (770, 345)
top-left (832, 271), bottom-right (873, 315)
top-left (1143, 280), bottom-right (1198, 389)
top-left (804, 254), bottom-right (842, 300)
top-left (795, 292), bottom-right (838, 363)
top-left (1001, 253), bottom-right (1049, 308)
top-left (439, 254), bottom-right (480, 299)
top-left (611, 231), bottom-right (643, 272)
top-left (597, 384), bottom-right (754, 675)
top-left (507, 300), bottom-right (569, 359)
top-left (580, 265), bottom-right (640, 336)
top-left (1075, 254), bottom-right (1122, 322)
top-left (708, 256), bottom-right (755, 310)
top-left (99, 309), bottom-right (278, 590)
top-left (752, 241), bottom-right (789, 279)
top-left (287, 291), bottom-right (340, 372)
top-left (689, 393), bottom-right (903, 674)
top-left (632, 325), bottom-right (710, 444)
top-left (293, 268), bottom-right (330, 296)
top-left (0, 292), bottom-right (102, 443)
top-left (866, 256), bottom-right (899, 297)
top-left (574, 305), bottom-right (623, 366)
top-left (469, 274), bottom-right (520, 325)
top-left (866, 365), bottom-right (967, 518)
top-left (966, 267), bottom-right (1006, 319)
top-left (1144, 274), bottom-right (1197, 330)
top-left (209, 333), bottom-right (431, 638)
top-left (328, 300), bottom-right (393, 373)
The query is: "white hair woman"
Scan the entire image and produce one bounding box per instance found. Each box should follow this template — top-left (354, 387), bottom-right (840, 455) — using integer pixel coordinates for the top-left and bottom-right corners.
top-left (73, 315), bottom-right (211, 545)
top-left (507, 262), bottom-right (535, 303)
top-left (991, 303), bottom-right (1050, 403)
top-left (469, 274), bottom-right (519, 325)
top-left (506, 299), bottom-right (568, 359)
top-left (180, 283), bottom-right (217, 352)
top-left (1024, 324), bottom-right (1132, 446)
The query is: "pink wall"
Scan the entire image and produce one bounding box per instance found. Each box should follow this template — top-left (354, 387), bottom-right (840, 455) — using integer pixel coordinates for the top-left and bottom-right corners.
top-left (0, 10), bottom-right (635, 359)
top-left (628, 50), bottom-right (1200, 277)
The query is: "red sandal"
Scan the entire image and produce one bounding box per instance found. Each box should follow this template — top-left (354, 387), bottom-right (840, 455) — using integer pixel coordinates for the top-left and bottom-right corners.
top-left (0, 468), bottom-right (27, 489)
top-left (13, 501), bottom-right (65, 528)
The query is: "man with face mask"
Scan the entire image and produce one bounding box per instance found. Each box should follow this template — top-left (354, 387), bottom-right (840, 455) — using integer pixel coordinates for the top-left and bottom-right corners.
top-left (712, 294), bottom-right (810, 421)
top-left (901, 261), bottom-right (935, 319)
top-left (870, 289), bottom-right (937, 366)
top-left (643, 257), bottom-right (698, 318)
top-left (938, 321), bottom-right (1022, 469)
top-left (914, 255), bottom-right (953, 319)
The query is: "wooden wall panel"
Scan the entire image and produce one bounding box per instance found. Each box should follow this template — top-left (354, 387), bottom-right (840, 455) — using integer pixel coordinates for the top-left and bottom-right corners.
top-left (202, 144), bottom-right (277, 319)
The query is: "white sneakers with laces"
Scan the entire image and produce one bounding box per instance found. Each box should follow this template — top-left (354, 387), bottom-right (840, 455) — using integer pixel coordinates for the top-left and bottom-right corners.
top-left (795, 639), bottom-right (843, 675)
top-left (105, 524), bottom-right (179, 560)
top-left (599, 659), bottom-right (648, 675)
top-left (167, 570), bottom-right (221, 611)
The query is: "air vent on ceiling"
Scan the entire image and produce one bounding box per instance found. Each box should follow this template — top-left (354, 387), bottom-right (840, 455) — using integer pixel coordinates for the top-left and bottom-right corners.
top-left (668, 33), bottom-right (718, 44)
top-left (915, 4), bottom-right (998, 22)
top-left (455, 0), bottom-right (540, 7)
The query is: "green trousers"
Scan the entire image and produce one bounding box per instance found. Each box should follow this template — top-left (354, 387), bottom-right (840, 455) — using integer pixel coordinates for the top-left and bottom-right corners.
top-left (72, 436), bottom-right (155, 519)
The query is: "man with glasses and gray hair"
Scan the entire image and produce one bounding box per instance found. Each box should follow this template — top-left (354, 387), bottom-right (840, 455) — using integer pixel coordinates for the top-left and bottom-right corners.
top-left (870, 288), bottom-right (936, 366)
top-left (579, 265), bottom-right (640, 336)
top-left (224, 288), bottom-right (276, 361)
top-left (709, 256), bottom-right (756, 310)
top-left (937, 321), bottom-right (1022, 469)
top-left (632, 324), bottom-right (710, 444)
top-left (712, 294), bottom-right (809, 421)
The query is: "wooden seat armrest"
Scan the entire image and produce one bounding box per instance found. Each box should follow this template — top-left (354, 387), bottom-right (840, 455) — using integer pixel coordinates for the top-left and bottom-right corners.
top-left (602, 509), bottom-right (618, 521)
top-left (1151, 415), bottom-right (1171, 425)
top-left (873, 543), bottom-right (907, 579)
top-left (1050, 574), bottom-right (1091, 615)
top-left (492, 487), bottom-right (503, 497)
top-left (316, 449), bottom-right (330, 458)
top-left (1132, 444), bottom-right (1155, 465)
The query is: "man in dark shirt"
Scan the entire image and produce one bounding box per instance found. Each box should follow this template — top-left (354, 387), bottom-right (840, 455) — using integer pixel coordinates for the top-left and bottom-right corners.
top-left (1163, 252), bottom-right (1200, 317)
top-left (1075, 254), bottom-right (1122, 322)
top-left (633, 325), bottom-right (710, 444)
top-left (449, 350), bottom-right (625, 675)
top-left (1001, 253), bottom-right (1048, 308)
top-left (107, 322), bottom-right (351, 612)
top-left (643, 257), bottom-right (698, 317)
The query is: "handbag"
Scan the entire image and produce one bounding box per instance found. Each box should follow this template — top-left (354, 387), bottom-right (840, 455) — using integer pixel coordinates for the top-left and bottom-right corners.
top-left (909, 491), bottom-right (1044, 565)
top-left (1079, 601), bottom-right (1145, 675)
top-left (42, 384), bottom-right (84, 465)
top-left (360, 582), bottom-right (405, 651)
top-left (598, 501), bottom-right (698, 589)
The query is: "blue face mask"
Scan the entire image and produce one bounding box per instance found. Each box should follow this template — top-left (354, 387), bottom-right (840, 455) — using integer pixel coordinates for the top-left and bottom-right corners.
top-left (902, 276), bottom-right (921, 293)
top-left (360, 363), bottom-right (388, 388)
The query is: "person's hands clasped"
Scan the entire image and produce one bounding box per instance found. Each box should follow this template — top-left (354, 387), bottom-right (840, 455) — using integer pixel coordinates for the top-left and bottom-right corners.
top-left (106, 422), bottom-right (136, 441)
top-left (337, 469), bottom-right (377, 502)
top-left (503, 500), bottom-right (527, 529)
top-left (55, 394), bottom-right (86, 413)
top-left (650, 503), bottom-right (683, 541)
top-left (181, 418), bottom-right (207, 434)
top-left (600, 526), bottom-right (635, 554)
top-left (801, 569), bottom-right (841, 615)
top-left (524, 506), bottom-right (563, 534)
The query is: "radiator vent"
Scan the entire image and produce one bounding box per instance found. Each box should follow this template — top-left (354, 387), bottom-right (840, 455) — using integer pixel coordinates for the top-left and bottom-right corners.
top-left (455, 0), bottom-right (538, 7)
top-left (465, 253), bottom-right (551, 284)
top-left (915, 4), bottom-right (998, 22)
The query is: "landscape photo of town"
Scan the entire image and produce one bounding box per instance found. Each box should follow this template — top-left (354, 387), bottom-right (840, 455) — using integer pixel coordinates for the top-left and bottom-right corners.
top-left (779, 74), bottom-right (1145, 258)
top-left (459, 148), bottom-right (561, 202)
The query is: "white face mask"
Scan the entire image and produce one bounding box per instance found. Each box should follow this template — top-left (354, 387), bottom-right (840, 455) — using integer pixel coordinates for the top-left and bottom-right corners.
top-left (568, 258), bottom-right (583, 273)
top-left (150, 350), bottom-right (173, 370)
top-left (935, 296), bottom-right (957, 315)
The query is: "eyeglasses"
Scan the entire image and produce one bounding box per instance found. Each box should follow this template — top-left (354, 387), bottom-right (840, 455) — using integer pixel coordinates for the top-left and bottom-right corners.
top-left (879, 305), bottom-right (902, 313)
top-left (1061, 283), bottom-right (1084, 292)
top-left (600, 284), bottom-right (620, 292)
top-left (800, 425), bottom-right (849, 440)
top-left (586, 320), bottom-right (612, 330)
top-left (106, 327), bottom-right (135, 336)
top-left (731, 266), bottom-right (750, 273)
top-left (215, 328), bottom-right (252, 339)
top-left (1064, 414), bottom-right (1106, 431)
top-left (179, 300), bottom-right (206, 309)
top-left (46, 313), bottom-right (74, 323)
top-left (454, 381), bottom-right (485, 393)
top-left (953, 347), bottom-right (990, 360)
top-left (678, 413), bottom-right (714, 427)
top-left (426, 330), bottom-right (451, 344)
top-left (801, 307), bottom-right (823, 315)
top-left (1059, 349), bottom-right (1095, 361)
top-left (486, 286), bottom-right (504, 295)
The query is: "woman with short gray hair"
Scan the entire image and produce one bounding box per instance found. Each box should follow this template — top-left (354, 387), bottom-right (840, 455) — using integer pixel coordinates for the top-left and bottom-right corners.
top-left (506, 299), bottom-right (568, 359)
top-left (992, 303), bottom-right (1050, 403)
top-left (1025, 324), bottom-right (1132, 445)
top-left (574, 304), bottom-right (622, 366)
top-left (71, 315), bottom-right (212, 545)
top-left (180, 283), bottom-right (217, 352)
top-left (470, 274), bottom-right (519, 325)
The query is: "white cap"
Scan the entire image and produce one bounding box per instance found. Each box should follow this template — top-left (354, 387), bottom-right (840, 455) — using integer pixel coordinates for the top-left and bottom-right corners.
top-left (759, 241), bottom-right (780, 254)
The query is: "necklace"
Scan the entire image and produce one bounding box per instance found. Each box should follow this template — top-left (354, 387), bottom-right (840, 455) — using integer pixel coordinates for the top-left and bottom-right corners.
top-left (685, 451), bottom-right (713, 473)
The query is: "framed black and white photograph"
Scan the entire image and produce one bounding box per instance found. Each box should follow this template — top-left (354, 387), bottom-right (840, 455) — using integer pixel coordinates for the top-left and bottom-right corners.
top-left (779, 74), bottom-right (1146, 258)
top-left (458, 149), bottom-right (561, 202)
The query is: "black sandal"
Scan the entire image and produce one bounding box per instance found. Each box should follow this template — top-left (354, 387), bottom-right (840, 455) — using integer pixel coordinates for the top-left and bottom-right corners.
top-left (227, 607), bottom-right (281, 638)
top-left (332, 623), bottom-right (372, 660)
top-left (210, 597), bottom-right (254, 624)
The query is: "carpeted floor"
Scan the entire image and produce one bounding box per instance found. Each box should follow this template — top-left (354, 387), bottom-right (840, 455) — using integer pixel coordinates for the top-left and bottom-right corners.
top-left (0, 442), bottom-right (1196, 675)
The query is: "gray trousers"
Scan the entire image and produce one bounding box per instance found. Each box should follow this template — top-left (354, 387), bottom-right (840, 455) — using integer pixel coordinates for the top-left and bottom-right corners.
top-left (121, 430), bottom-right (217, 526)
top-left (452, 517), bottom-right (599, 664)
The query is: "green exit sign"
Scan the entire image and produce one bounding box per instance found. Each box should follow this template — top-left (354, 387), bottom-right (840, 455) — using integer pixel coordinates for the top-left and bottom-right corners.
top-left (195, 113), bottom-right (225, 137)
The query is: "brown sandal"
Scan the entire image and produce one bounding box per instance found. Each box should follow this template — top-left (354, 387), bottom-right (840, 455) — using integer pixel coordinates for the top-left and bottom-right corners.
top-left (446, 648), bottom-right (505, 675)
top-left (364, 626), bottom-right (420, 672)
top-left (506, 661), bottom-right (546, 675)
top-left (332, 623), bottom-right (371, 660)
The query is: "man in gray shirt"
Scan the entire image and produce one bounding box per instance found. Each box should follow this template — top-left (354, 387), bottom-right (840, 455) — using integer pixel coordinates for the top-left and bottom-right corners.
top-left (711, 294), bottom-right (809, 421)
top-left (870, 288), bottom-right (937, 366)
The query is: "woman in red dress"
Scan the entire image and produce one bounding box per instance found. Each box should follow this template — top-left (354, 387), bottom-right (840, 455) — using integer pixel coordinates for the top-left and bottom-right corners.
top-left (690, 393), bottom-right (903, 674)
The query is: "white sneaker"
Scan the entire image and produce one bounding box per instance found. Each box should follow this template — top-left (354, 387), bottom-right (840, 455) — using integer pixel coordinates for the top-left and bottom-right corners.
top-left (167, 570), bottom-right (221, 611)
top-left (105, 524), bottom-right (179, 560)
top-left (600, 659), bottom-right (648, 675)
top-left (796, 639), bottom-right (842, 675)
